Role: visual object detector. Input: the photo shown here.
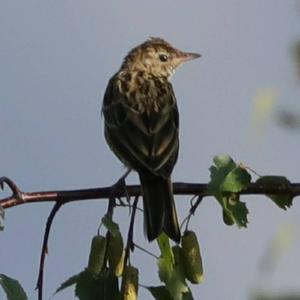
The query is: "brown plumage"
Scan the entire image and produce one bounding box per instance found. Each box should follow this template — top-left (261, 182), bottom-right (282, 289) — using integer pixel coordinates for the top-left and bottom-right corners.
top-left (102, 37), bottom-right (200, 242)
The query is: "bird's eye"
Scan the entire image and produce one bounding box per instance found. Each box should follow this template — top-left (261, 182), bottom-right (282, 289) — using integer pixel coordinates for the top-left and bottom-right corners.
top-left (159, 54), bottom-right (168, 62)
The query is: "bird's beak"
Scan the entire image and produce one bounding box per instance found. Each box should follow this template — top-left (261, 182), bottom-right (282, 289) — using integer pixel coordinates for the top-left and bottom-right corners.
top-left (180, 52), bottom-right (202, 62)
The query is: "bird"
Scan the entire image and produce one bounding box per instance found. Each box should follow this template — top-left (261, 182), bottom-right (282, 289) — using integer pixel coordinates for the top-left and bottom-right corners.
top-left (102, 37), bottom-right (200, 242)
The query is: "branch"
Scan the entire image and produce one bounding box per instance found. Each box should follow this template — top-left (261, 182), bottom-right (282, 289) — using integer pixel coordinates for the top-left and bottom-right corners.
top-left (1, 178), bottom-right (300, 209)
top-left (1, 175), bottom-right (299, 300)
top-left (36, 202), bottom-right (63, 300)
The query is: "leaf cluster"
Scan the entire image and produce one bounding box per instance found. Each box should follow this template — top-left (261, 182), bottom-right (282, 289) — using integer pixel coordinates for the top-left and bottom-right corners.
top-left (208, 155), bottom-right (293, 228)
top-left (0, 155), bottom-right (296, 300)
top-left (55, 216), bottom-right (130, 300)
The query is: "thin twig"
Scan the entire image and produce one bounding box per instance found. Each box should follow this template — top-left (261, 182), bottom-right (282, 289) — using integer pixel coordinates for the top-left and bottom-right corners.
top-left (101, 194), bottom-right (117, 272)
top-left (133, 243), bottom-right (159, 259)
top-left (181, 195), bottom-right (204, 232)
top-left (36, 202), bottom-right (63, 300)
top-left (115, 203), bottom-right (144, 213)
top-left (124, 196), bottom-right (139, 267)
top-left (240, 164), bottom-right (262, 178)
top-left (102, 171), bottom-right (133, 271)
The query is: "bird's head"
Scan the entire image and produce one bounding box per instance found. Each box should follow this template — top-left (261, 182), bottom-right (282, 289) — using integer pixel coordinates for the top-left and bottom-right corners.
top-left (121, 37), bottom-right (201, 79)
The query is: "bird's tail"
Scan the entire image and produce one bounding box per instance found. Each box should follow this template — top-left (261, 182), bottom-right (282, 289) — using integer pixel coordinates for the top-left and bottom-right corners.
top-left (139, 173), bottom-right (181, 243)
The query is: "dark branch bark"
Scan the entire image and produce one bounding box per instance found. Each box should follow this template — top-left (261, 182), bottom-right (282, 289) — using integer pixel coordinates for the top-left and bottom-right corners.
top-left (36, 202), bottom-right (62, 300)
top-left (1, 178), bottom-right (300, 209)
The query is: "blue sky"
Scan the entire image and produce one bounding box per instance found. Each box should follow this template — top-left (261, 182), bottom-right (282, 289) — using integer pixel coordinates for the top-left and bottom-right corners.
top-left (0, 1), bottom-right (300, 299)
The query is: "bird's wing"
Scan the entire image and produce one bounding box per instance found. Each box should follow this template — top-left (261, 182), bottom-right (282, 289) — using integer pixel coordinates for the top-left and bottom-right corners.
top-left (102, 76), bottom-right (179, 177)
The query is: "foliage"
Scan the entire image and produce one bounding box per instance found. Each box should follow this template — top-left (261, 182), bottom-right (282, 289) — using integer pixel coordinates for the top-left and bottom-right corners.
top-left (208, 154), bottom-right (251, 227)
top-left (0, 155), bottom-right (297, 300)
top-left (255, 176), bottom-right (293, 209)
top-left (0, 274), bottom-right (27, 300)
top-left (53, 217), bottom-right (123, 300)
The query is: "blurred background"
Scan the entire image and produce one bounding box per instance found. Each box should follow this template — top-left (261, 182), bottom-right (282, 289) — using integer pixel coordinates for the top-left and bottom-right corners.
top-left (0, 1), bottom-right (300, 299)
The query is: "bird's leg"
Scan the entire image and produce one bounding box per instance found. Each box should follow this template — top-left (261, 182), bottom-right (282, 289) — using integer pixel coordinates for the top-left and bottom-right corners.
top-left (116, 168), bottom-right (132, 186)
top-left (109, 168), bottom-right (132, 206)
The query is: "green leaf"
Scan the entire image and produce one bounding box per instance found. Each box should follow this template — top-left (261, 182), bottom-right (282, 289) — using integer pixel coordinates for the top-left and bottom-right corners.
top-left (255, 176), bottom-right (293, 209)
top-left (167, 264), bottom-right (189, 300)
top-left (207, 155), bottom-right (236, 192)
top-left (146, 286), bottom-right (173, 300)
top-left (55, 270), bottom-right (120, 299)
top-left (269, 194), bottom-right (293, 210)
top-left (156, 234), bottom-right (190, 300)
top-left (221, 167), bottom-right (251, 193)
top-left (56, 269), bottom-right (120, 300)
top-left (214, 154), bottom-right (236, 169)
top-left (157, 233), bottom-right (174, 261)
top-left (157, 233), bottom-right (174, 283)
top-left (103, 270), bottom-right (120, 300)
top-left (222, 209), bottom-right (234, 226)
top-left (223, 196), bottom-right (249, 228)
top-left (182, 288), bottom-right (194, 300)
top-left (54, 273), bottom-right (79, 295)
top-left (157, 256), bottom-right (173, 284)
top-left (0, 274), bottom-right (28, 300)
top-left (208, 155), bottom-right (251, 228)
top-left (75, 270), bottom-right (102, 300)
top-left (102, 216), bottom-right (120, 237)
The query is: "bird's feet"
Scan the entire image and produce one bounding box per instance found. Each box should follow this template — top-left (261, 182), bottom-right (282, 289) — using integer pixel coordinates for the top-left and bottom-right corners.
top-left (109, 169), bottom-right (132, 208)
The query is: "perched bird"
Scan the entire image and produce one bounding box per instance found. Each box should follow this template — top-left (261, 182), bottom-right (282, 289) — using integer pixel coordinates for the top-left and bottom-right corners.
top-left (102, 37), bottom-right (200, 242)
